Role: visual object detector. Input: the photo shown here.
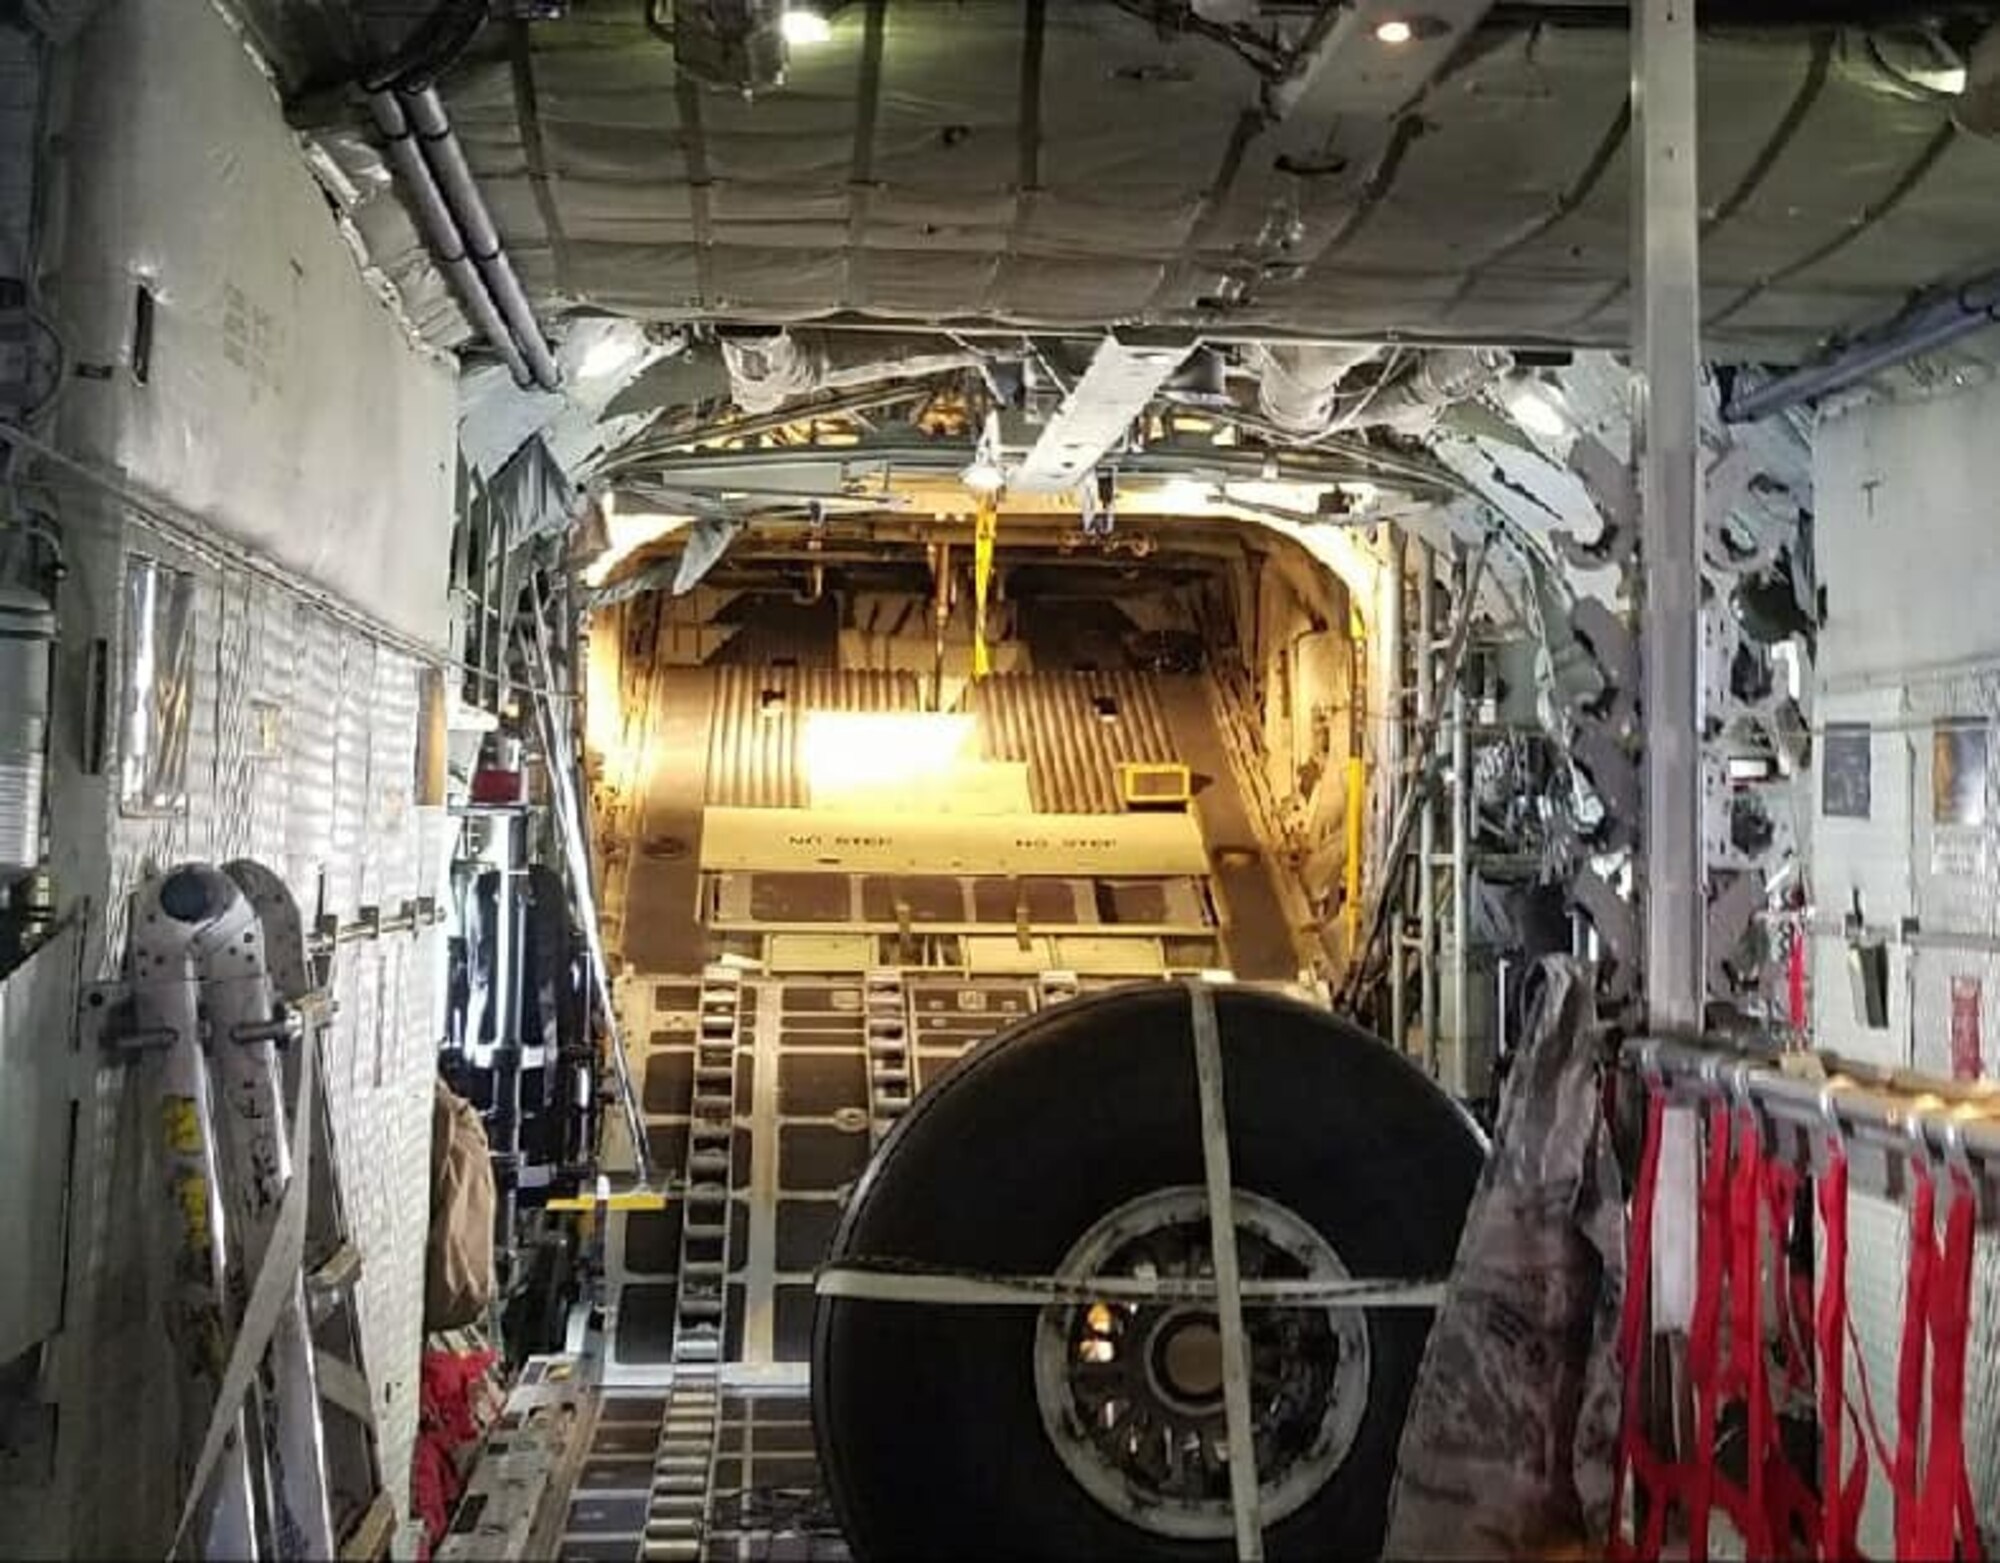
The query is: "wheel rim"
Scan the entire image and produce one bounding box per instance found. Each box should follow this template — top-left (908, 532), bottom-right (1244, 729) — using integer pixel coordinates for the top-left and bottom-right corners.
top-left (1031, 1187), bottom-right (1372, 1541)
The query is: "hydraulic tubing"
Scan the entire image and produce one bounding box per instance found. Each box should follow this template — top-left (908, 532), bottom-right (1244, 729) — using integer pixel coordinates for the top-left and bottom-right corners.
top-left (400, 87), bottom-right (563, 392)
top-left (1724, 270), bottom-right (2000, 423)
top-left (368, 89), bottom-right (532, 388)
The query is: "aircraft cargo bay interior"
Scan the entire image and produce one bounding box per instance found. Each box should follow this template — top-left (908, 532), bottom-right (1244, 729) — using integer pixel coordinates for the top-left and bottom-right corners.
top-left (4, 2), bottom-right (2000, 1560)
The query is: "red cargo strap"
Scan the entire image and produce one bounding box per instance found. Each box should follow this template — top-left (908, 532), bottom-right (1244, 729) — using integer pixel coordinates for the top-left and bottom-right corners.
top-left (1685, 1100), bottom-right (1736, 1561)
top-left (1816, 1142), bottom-right (1869, 1562)
top-left (1611, 1087), bottom-right (1677, 1561)
top-left (1893, 1163), bottom-right (1937, 1558)
top-left (1705, 1107), bottom-right (1822, 1561)
top-left (1702, 1105), bottom-right (1773, 1558)
top-left (1911, 1166), bottom-right (1982, 1562)
top-left (1759, 1146), bottom-right (1823, 1559)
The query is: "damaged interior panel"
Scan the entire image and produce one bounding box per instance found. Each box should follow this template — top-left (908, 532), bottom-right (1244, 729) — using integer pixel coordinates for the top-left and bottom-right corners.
top-left (3, 1), bottom-right (2000, 1561)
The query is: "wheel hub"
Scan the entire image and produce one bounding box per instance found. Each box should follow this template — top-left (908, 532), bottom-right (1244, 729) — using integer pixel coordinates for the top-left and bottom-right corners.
top-left (1032, 1187), bottom-right (1372, 1541)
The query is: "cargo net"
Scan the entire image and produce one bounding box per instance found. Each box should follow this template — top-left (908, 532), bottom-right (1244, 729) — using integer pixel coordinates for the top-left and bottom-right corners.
top-left (1612, 1044), bottom-right (1991, 1562)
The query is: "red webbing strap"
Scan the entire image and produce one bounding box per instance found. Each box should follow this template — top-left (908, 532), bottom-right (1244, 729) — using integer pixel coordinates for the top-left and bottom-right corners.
top-left (1816, 1143), bottom-right (1869, 1562)
top-left (1713, 1111), bottom-right (1823, 1561)
top-left (1894, 1163), bottom-right (1937, 1558)
top-left (1709, 1106), bottom-right (1775, 1559)
top-left (1912, 1168), bottom-right (1981, 1562)
top-left (1612, 1087), bottom-right (1676, 1562)
top-left (1759, 1149), bottom-right (1822, 1561)
top-left (1768, 1158), bottom-right (1817, 1400)
top-left (1686, 1100), bottom-right (1736, 1562)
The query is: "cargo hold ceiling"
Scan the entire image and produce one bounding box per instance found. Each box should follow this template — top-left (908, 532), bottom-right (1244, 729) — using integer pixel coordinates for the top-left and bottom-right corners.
top-left (401, 2), bottom-right (2000, 358)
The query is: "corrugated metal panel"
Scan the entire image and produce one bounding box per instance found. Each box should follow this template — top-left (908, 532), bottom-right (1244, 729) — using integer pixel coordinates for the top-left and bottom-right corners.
top-left (327, 633), bottom-right (375, 919)
top-left (211, 574), bottom-right (256, 865)
top-left (286, 606), bottom-right (342, 901)
top-left (245, 577), bottom-right (296, 872)
top-left (706, 665), bottom-right (925, 809)
top-left (970, 672), bottom-right (1178, 814)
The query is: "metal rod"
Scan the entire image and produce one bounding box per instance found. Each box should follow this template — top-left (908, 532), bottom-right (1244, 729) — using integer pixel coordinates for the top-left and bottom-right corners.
top-left (1635, 0), bottom-right (1705, 1039)
top-left (524, 581), bottom-right (654, 1186)
top-left (1417, 541), bottom-right (1438, 1063)
top-left (1385, 527), bottom-right (1408, 1054)
top-left (1448, 549), bottom-right (1471, 1093)
top-left (1723, 269), bottom-right (2000, 423)
top-left (1630, 1036), bottom-right (2000, 1171)
top-left (1189, 982), bottom-right (1264, 1562)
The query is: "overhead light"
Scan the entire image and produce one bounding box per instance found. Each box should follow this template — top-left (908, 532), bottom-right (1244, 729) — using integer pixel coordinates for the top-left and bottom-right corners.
top-left (781, 5), bottom-right (832, 45)
top-left (961, 457), bottom-right (1005, 495)
top-left (1508, 384), bottom-right (1571, 440)
top-left (961, 408), bottom-right (1006, 495)
top-left (1373, 13), bottom-right (1446, 45)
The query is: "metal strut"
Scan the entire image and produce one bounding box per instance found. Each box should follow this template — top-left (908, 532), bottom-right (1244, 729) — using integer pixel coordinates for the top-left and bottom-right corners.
top-left (524, 577), bottom-right (653, 1187)
top-left (645, 962), bottom-right (743, 1561)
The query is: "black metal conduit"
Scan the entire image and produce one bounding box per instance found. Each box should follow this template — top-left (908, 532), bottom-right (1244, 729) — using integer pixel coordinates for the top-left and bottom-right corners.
top-left (367, 86), bottom-right (562, 392)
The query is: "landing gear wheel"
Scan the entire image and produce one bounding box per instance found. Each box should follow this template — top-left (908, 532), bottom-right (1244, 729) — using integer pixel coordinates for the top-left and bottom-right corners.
top-left (812, 983), bottom-right (1485, 1561)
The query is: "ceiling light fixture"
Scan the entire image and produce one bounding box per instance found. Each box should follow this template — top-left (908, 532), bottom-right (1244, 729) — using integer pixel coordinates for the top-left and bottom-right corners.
top-left (1374, 18), bottom-right (1415, 45)
top-left (1508, 384), bottom-right (1571, 439)
top-left (781, 4), bottom-right (832, 45)
top-left (960, 409), bottom-right (1006, 496)
top-left (960, 456), bottom-right (1005, 495)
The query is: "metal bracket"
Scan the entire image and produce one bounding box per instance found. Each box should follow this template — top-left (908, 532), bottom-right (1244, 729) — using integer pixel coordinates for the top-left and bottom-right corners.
top-left (81, 982), bottom-right (175, 1055)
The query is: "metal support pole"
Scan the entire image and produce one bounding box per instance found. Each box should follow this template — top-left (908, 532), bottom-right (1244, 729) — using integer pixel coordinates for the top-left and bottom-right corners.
top-left (1635, 0), bottom-right (1705, 1038)
top-left (1634, 0), bottom-right (1705, 1346)
top-left (1188, 982), bottom-right (1264, 1562)
top-left (1385, 528), bottom-right (1408, 1054)
top-left (1416, 543), bottom-right (1439, 1072)
top-left (1448, 551), bottom-right (1471, 1094)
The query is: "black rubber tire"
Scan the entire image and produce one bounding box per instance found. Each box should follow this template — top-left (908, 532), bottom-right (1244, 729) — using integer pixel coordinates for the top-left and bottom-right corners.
top-left (812, 983), bottom-right (1486, 1562)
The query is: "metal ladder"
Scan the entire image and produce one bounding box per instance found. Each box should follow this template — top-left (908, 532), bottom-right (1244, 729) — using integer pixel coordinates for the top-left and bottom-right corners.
top-left (1037, 969), bottom-right (1080, 1009)
top-left (864, 967), bottom-right (913, 1145)
top-left (88, 861), bottom-right (391, 1562)
top-left (227, 860), bottom-right (395, 1560)
top-left (645, 962), bottom-right (742, 1562)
